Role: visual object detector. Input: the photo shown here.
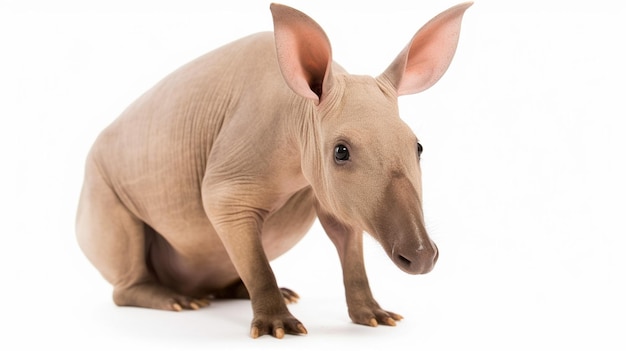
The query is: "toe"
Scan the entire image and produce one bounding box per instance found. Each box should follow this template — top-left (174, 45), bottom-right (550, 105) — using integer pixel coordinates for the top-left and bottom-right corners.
top-left (250, 326), bottom-right (260, 339)
top-left (280, 287), bottom-right (300, 304)
top-left (383, 317), bottom-right (396, 326)
top-left (274, 327), bottom-right (285, 339)
top-left (297, 323), bottom-right (308, 335)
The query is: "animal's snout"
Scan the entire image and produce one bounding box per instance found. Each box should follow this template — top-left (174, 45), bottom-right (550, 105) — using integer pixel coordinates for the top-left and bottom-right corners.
top-left (393, 241), bottom-right (438, 275)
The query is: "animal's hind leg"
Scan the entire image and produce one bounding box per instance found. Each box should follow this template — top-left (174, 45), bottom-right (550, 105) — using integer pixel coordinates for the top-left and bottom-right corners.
top-left (76, 156), bottom-right (208, 311)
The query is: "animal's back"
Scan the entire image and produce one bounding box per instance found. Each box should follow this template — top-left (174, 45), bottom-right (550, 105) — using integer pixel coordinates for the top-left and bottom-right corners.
top-left (89, 32), bottom-right (282, 232)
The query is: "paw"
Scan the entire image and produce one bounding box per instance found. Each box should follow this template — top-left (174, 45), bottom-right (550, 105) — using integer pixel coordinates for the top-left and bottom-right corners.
top-left (113, 283), bottom-right (210, 311)
top-left (250, 313), bottom-right (307, 339)
top-left (349, 304), bottom-right (404, 327)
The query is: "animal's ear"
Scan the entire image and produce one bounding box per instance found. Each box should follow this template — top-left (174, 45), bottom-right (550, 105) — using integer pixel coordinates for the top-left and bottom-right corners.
top-left (380, 2), bottom-right (472, 96)
top-left (270, 3), bottom-right (333, 104)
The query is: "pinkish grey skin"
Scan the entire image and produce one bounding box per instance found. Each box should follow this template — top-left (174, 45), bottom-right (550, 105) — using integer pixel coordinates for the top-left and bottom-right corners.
top-left (76, 2), bottom-right (472, 339)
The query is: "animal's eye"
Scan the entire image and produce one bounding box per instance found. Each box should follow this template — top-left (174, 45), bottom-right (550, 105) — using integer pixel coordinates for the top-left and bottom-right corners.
top-left (417, 142), bottom-right (423, 157)
top-left (334, 144), bottom-right (350, 163)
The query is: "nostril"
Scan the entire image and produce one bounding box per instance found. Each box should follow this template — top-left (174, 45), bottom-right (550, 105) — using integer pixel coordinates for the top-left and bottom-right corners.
top-left (398, 254), bottom-right (412, 267)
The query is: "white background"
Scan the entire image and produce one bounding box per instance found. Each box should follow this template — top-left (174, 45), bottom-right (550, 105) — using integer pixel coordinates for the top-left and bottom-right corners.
top-left (1, 0), bottom-right (625, 349)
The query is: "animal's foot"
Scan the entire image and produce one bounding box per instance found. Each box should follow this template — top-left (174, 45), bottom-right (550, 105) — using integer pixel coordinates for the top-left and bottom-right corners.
top-left (113, 282), bottom-right (210, 311)
top-left (348, 301), bottom-right (404, 327)
top-left (250, 312), bottom-right (307, 339)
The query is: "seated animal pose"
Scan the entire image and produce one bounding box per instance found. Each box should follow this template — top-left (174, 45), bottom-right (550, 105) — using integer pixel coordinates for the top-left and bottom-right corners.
top-left (76, 2), bottom-right (472, 339)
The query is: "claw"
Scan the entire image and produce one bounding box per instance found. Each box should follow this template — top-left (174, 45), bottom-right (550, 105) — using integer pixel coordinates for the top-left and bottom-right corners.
top-left (197, 298), bottom-right (211, 307)
top-left (250, 326), bottom-right (260, 339)
top-left (385, 317), bottom-right (397, 326)
top-left (172, 303), bottom-right (183, 312)
top-left (281, 288), bottom-right (300, 304)
top-left (297, 323), bottom-right (308, 335)
top-left (369, 318), bottom-right (378, 327)
top-left (391, 312), bottom-right (404, 321)
top-left (274, 327), bottom-right (285, 339)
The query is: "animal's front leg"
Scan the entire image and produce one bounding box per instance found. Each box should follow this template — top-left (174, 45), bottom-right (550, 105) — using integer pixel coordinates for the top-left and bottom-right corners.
top-left (205, 201), bottom-right (306, 339)
top-left (318, 210), bottom-right (403, 327)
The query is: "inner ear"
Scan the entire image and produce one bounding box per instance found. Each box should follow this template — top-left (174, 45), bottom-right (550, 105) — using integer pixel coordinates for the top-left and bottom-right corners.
top-left (271, 3), bottom-right (333, 102)
top-left (310, 78), bottom-right (323, 98)
top-left (379, 2), bottom-right (473, 96)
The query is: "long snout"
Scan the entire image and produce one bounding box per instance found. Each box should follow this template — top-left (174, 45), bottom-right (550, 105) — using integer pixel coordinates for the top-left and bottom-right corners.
top-left (373, 172), bottom-right (438, 275)
top-left (392, 239), bottom-right (438, 275)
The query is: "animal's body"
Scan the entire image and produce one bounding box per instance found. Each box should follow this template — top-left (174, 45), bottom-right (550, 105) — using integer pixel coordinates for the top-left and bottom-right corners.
top-left (76, 3), bottom-right (472, 338)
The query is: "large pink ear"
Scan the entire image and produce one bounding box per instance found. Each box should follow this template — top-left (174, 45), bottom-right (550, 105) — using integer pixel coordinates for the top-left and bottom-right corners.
top-left (381, 2), bottom-right (473, 96)
top-left (270, 3), bottom-right (333, 104)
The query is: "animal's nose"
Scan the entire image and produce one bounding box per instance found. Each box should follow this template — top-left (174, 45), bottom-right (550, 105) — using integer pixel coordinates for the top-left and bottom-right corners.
top-left (394, 241), bottom-right (438, 275)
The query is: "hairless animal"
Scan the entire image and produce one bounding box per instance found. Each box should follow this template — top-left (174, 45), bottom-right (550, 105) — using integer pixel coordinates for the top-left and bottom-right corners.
top-left (76, 2), bottom-right (472, 339)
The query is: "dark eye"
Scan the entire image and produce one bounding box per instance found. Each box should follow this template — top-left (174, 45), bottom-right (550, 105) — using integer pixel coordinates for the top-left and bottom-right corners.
top-left (417, 142), bottom-right (423, 157)
top-left (334, 144), bottom-right (350, 163)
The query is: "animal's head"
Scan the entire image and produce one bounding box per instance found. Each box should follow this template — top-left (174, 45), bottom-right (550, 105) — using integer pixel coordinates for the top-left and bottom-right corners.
top-left (270, 3), bottom-right (472, 274)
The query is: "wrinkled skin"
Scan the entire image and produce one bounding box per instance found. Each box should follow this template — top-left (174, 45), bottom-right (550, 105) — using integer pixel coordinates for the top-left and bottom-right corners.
top-left (76, 3), bottom-right (472, 339)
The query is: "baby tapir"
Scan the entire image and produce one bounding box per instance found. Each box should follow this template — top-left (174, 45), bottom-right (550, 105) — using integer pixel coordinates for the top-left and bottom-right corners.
top-left (76, 2), bottom-right (472, 339)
